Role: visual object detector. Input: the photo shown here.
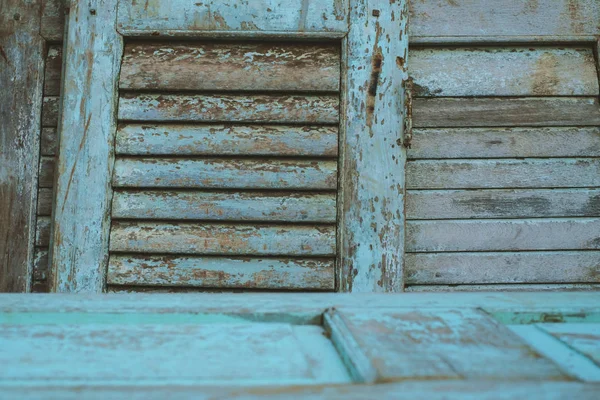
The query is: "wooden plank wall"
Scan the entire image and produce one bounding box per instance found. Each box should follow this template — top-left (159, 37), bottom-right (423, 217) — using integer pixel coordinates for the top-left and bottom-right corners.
top-left (405, 43), bottom-right (600, 291)
top-left (108, 41), bottom-right (340, 291)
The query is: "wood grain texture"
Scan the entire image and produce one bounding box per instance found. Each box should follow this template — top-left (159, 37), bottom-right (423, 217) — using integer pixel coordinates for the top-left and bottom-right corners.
top-left (406, 284), bottom-right (600, 293)
top-left (107, 255), bottom-right (335, 290)
top-left (35, 217), bottom-right (51, 247)
top-left (37, 156), bottom-right (55, 188)
top-left (51, 0), bottom-right (123, 293)
top-left (33, 249), bottom-right (49, 283)
top-left (116, 0), bottom-right (349, 37)
top-left (37, 188), bottom-right (53, 216)
top-left (41, 96), bottom-right (59, 127)
top-left (539, 323), bottom-right (600, 366)
top-left (406, 159), bottom-right (600, 189)
top-left (339, 0), bottom-right (408, 292)
top-left (413, 97), bottom-right (600, 128)
top-left (409, 0), bottom-right (600, 38)
top-left (40, 0), bottom-right (65, 41)
top-left (113, 158), bottom-right (337, 190)
top-left (408, 127), bottom-right (600, 159)
top-left (118, 94), bottom-right (339, 124)
top-left (120, 42), bottom-right (340, 92)
top-left (410, 47), bottom-right (599, 97)
top-left (112, 191), bottom-right (337, 223)
top-left (406, 218), bottom-right (600, 252)
top-left (40, 127), bottom-right (58, 156)
top-left (0, 0), bottom-right (45, 292)
top-left (43, 45), bottom-right (62, 96)
top-left (406, 251), bottom-right (600, 285)
top-left (406, 189), bottom-right (600, 219)
top-left (110, 222), bottom-right (336, 256)
top-left (116, 124), bottom-right (338, 157)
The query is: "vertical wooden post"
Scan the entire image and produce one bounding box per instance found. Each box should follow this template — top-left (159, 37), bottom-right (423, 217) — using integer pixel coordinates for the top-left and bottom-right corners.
top-left (0, 1), bottom-right (45, 292)
top-left (50, 0), bottom-right (123, 292)
top-left (338, 0), bottom-right (409, 292)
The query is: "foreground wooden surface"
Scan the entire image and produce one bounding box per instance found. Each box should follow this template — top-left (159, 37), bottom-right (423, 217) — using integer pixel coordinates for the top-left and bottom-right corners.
top-left (1, 292), bottom-right (599, 399)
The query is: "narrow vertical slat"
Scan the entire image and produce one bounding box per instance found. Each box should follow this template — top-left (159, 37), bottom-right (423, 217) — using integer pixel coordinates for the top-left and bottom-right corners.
top-left (0, 0), bottom-right (45, 292)
top-left (50, 0), bottom-right (123, 292)
top-left (339, 0), bottom-right (408, 292)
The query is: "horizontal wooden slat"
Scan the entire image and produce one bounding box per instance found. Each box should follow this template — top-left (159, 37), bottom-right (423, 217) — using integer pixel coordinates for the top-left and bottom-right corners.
top-left (112, 191), bottom-right (336, 222)
top-left (35, 217), bottom-right (51, 247)
top-left (408, 127), bottom-right (600, 159)
top-left (40, 127), bottom-right (57, 156)
top-left (120, 42), bottom-right (340, 92)
top-left (406, 251), bottom-right (600, 285)
top-left (107, 255), bottom-right (335, 290)
top-left (43, 45), bottom-right (62, 96)
top-left (118, 94), bottom-right (339, 123)
top-left (406, 218), bottom-right (600, 252)
top-left (37, 188), bottom-right (53, 216)
top-left (409, 0), bottom-right (600, 38)
top-left (38, 157), bottom-right (55, 188)
top-left (413, 97), bottom-right (600, 128)
top-left (410, 47), bottom-right (598, 97)
top-left (113, 159), bottom-right (337, 190)
top-left (406, 159), bottom-right (600, 189)
top-left (41, 96), bottom-right (59, 127)
top-left (406, 189), bottom-right (600, 219)
top-left (406, 284), bottom-right (600, 292)
top-left (110, 222), bottom-right (336, 256)
top-left (116, 0), bottom-right (348, 37)
top-left (115, 124), bottom-right (338, 156)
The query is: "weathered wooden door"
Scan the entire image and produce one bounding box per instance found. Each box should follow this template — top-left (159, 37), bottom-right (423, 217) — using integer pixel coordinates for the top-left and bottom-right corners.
top-left (49, 0), bottom-right (409, 293)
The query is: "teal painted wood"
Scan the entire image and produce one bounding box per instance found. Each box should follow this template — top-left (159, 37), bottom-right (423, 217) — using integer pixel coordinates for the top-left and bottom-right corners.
top-left (115, 124), bottom-right (338, 157)
top-left (107, 255), bottom-right (335, 290)
top-left (539, 323), bottom-right (600, 366)
top-left (110, 222), bottom-right (336, 256)
top-left (338, 0), bottom-right (408, 292)
top-left (116, 0), bottom-right (349, 38)
top-left (112, 158), bottom-right (337, 190)
top-left (118, 94), bottom-right (339, 124)
top-left (0, 0), bottom-right (45, 292)
top-left (50, 0), bottom-right (123, 292)
top-left (112, 191), bottom-right (337, 223)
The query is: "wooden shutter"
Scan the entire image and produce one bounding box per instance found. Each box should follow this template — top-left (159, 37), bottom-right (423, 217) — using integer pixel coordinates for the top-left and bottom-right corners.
top-left (50, 0), bottom-right (408, 292)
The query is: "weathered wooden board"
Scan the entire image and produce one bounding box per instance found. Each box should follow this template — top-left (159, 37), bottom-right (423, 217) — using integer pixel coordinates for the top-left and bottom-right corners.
top-left (110, 222), bottom-right (336, 256)
top-left (36, 188), bottom-right (53, 216)
top-left (116, 0), bottom-right (349, 37)
top-left (43, 45), bottom-right (62, 96)
top-left (406, 284), bottom-right (600, 293)
top-left (408, 127), bottom-right (600, 159)
top-left (413, 97), bottom-right (600, 128)
top-left (406, 189), bottom-right (600, 219)
top-left (120, 42), bottom-right (340, 92)
top-left (116, 124), bottom-right (338, 157)
top-left (406, 159), bottom-right (600, 189)
top-left (406, 251), bottom-right (600, 285)
top-left (35, 217), bottom-right (51, 247)
top-left (113, 158), bottom-right (337, 190)
top-left (40, 127), bottom-right (58, 156)
top-left (118, 94), bottom-right (339, 124)
top-left (0, 0), bottom-right (45, 292)
top-left (410, 47), bottom-right (598, 97)
top-left (40, 0), bottom-right (65, 41)
top-left (409, 0), bottom-right (600, 38)
top-left (37, 156), bottom-right (55, 188)
top-left (108, 255), bottom-right (335, 290)
top-left (41, 96), bottom-right (59, 127)
top-left (339, 0), bottom-right (408, 292)
top-left (33, 249), bottom-right (49, 283)
top-left (51, 0), bottom-right (123, 292)
top-left (539, 323), bottom-right (600, 365)
top-left (326, 307), bottom-right (567, 382)
top-left (406, 218), bottom-right (600, 252)
top-left (112, 191), bottom-right (337, 223)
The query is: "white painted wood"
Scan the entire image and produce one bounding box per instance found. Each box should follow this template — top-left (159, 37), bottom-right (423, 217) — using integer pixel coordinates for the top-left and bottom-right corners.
top-left (50, 0), bottom-right (123, 293)
top-left (116, 0), bottom-right (349, 37)
top-left (339, 0), bottom-right (408, 292)
top-left (408, 127), bottom-right (600, 159)
top-left (410, 47), bottom-right (598, 97)
top-left (113, 159), bottom-right (337, 190)
top-left (112, 191), bottom-right (336, 223)
top-left (110, 222), bottom-right (336, 256)
top-left (118, 94), bottom-right (339, 124)
top-left (406, 251), bottom-right (600, 285)
top-left (406, 159), bottom-right (600, 189)
top-left (116, 124), bottom-right (338, 157)
top-left (406, 218), bottom-right (600, 252)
